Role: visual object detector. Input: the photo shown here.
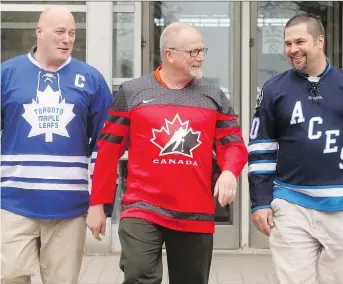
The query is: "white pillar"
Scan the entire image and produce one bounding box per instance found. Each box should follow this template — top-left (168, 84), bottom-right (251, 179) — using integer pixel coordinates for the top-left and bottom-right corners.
top-left (85, 1), bottom-right (113, 255)
top-left (240, 1), bottom-right (251, 249)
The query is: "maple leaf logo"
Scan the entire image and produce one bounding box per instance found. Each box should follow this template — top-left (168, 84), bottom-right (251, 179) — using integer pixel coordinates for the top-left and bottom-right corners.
top-left (22, 85), bottom-right (75, 142)
top-left (150, 114), bottom-right (202, 158)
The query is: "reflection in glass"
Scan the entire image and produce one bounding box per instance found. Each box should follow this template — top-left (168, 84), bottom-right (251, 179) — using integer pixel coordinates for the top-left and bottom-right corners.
top-left (113, 1), bottom-right (134, 5)
top-left (152, 2), bottom-right (233, 104)
top-left (112, 160), bottom-right (128, 222)
top-left (1, 11), bottom-right (86, 62)
top-left (112, 13), bottom-right (134, 78)
top-left (2, 1), bottom-right (85, 3)
top-left (256, 2), bottom-right (338, 98)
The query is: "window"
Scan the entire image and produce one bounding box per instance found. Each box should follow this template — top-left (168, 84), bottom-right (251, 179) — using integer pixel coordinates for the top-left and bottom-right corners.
top-left (113, 13), bottom-right (135, 78)
top-left (152, 2), bottom-right (233, 102)
top-left (2, 1), bottom-right (86, 4)
top-left (1, 11), bottom-right (86, 62)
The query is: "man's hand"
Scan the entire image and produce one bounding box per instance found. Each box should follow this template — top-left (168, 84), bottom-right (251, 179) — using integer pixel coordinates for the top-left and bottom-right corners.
top-left (213, 170), bottom-right (237, 207)
top-left (86, 204), bottom-right (106, 241)
top-left (252, 208), bottom-right (275, 236)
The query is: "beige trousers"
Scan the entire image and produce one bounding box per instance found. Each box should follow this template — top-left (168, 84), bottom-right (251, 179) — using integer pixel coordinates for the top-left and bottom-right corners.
top-left (269, 198), bottom-right (343, 284)
top-left (1, 209), bottom-right (87, 284)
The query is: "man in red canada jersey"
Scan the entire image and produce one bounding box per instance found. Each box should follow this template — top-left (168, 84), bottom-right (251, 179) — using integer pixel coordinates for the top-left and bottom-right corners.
top-left (86, 22), bottom-right (248, 284)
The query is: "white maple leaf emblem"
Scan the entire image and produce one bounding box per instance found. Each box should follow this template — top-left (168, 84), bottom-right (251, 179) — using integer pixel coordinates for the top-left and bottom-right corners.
top-left (22, 85), bottom-right (75, 142)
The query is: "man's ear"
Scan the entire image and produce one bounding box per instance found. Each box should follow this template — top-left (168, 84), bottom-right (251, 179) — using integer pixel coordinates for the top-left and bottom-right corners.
top-left (36, 25), bottom-right (43, 39)
top-left (317, 34), bottom-right (325, 49)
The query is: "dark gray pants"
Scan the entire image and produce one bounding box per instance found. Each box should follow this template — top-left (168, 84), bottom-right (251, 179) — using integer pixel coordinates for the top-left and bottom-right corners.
top-left (118, 218), bottom-right (213, 284)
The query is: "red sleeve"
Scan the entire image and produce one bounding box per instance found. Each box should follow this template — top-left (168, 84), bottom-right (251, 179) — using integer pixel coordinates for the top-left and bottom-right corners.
top-left (90, 86), bottom-right (130, 205)
top-left (215, 109), bottom-right (248, 178)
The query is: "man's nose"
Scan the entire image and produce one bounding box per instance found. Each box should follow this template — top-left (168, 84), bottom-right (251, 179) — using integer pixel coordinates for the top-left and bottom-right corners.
top-left (62, 34), bottom-right (72, 43)
top-left (196, 54), bottom-right (204, 61)
top-left (290, 44), bottom-right (300, 54)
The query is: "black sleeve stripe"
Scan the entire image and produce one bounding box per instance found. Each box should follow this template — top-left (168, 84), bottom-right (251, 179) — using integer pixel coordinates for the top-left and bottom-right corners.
top-left (248, 152), bottom-right (278, 163)
top-left (216, 120), bottom-right (239, 129)
top-left (220, 134), bottom-right (242, 145)
top-left (107, 114), bottom-right (130, 126)
top-left (99, 133), bottom-right (123, 144)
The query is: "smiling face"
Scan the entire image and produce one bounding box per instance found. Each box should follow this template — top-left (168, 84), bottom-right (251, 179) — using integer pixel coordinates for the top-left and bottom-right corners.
top-left (36, 8), bottom-right (75, 66)
top-left (165, 28), bottom-right (205, 80)
top-left (284, 23), bottom-right (324, 74)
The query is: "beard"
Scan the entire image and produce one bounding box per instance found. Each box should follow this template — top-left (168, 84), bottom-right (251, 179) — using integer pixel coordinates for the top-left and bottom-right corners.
top-left (189, 66), bottom-right (203, 79)
top-left (290, 54), bottom-right (308, 73)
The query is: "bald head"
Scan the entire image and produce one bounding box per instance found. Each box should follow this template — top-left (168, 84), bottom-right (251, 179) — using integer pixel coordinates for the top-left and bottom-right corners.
top-left (160, 22), bottom-right (201, 62)
top-left (38, 6), bottom-right (75, 27)
top-left (35, 6), bottom-right (75, 67)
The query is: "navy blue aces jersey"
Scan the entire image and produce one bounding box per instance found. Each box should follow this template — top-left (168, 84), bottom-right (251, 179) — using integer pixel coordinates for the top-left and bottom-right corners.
top-left (1, 51), bottom-right (113, 219)
top-left (248, 64), bottom-right (343, 213)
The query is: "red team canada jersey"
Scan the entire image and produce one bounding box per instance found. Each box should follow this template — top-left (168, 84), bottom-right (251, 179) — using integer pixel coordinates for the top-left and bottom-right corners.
top-left (90, 67), bottom-right (248, 233)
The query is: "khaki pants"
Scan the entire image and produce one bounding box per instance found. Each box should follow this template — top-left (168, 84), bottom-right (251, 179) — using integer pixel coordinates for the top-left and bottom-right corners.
top-left (270, 198), bottom-right (343, 284)
top-left (1, 209), bottom-right (86, 284)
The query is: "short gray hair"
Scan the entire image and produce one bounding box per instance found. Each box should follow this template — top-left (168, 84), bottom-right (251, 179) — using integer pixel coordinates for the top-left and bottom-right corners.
top-left (159, 22), bottom-right (196, 63)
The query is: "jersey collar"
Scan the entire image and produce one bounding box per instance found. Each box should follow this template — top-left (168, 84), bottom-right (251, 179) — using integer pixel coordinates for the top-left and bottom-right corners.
top-left (296, 61), bottom-right (332, 81)
top-left (27, 46), bottom-right (71, 72)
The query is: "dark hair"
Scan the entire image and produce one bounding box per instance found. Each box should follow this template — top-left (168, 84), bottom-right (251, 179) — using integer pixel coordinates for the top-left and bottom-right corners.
top-left (285, 13), bottom-right (325, 39)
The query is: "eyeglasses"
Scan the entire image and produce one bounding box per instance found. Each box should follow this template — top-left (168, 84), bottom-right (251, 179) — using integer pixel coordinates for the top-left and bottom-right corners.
top-left (168, 47), bottom-right (208, 57)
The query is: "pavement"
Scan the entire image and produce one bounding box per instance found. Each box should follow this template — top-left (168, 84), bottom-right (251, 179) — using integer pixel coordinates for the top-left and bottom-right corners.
top-left (31, 250), bottom-right (278, 284)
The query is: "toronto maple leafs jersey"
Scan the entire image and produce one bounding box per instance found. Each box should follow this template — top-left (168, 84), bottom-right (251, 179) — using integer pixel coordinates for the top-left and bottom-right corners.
top-left (90, 67), bottom-right (248, 234)
top-left (1, 50), bottom-right (113, 219)
top-left (248, 64), bottom-right (343, 213)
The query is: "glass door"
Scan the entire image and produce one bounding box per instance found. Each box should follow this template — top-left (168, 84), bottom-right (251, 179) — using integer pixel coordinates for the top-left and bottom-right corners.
top-left (140, 1), bottom-right (241, 249)
top-left (249, 1), bottom-right (342, 249)
top-left (110, 1), bottom-right (142, 252)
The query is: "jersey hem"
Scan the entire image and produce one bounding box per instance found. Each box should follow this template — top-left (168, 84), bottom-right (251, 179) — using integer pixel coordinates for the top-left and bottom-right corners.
top-left (273, 187), bottom-right (343, 212)
top-left (1, 206), bottom-right (87, 220)
top-left (120, 207), bottom-right (215, 234)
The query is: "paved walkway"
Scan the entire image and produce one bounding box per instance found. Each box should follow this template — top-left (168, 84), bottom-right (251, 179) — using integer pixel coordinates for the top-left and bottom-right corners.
top-left (32, 251), bottom-right (278, 284)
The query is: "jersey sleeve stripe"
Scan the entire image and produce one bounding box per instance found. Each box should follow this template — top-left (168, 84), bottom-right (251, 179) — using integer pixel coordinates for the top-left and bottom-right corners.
top-left (217, 113), bottom-right (237, 120)
top-left (216, 120), bottom-right (239, 128)
top-left (91, 152), bottom-right (97, 159)
top-left (108, 110), bottom-right (130, 118)
top-left (219, 134), bottom-right (243, 145)
top-left (248, 141), bottom-right (278, 152)
top-left (249, 152), bottom-right (277, 162)
top-left (248, 139), bottom-right (277, 145)
top-left (103, 123), bottom-right (128, 136)
top-left (107, 114), bottom-right (130, 126)
top-left (248, 162), bottom-right (276, 173)
top-left (248, 149), bottom-right (277, 155)
top-left (99, 133), bottom-right (124, 144)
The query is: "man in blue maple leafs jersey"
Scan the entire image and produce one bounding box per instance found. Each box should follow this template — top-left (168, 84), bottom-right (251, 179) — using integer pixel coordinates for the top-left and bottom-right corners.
top-left (248, 13), bottom-right (343, 284)
top-left (1, 7), bottom-right (113, 284)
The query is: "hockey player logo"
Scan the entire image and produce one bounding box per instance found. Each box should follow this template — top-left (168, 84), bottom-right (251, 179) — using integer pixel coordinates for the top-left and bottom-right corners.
top-left (22, 71), bottom-right (75, 142)
top-left (150, 114), bottom-right (202, 158)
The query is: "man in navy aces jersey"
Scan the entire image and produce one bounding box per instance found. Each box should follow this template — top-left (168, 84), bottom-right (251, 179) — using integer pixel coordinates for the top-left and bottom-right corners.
top-left (1, 7), bottom-right (113, 284)
top-left (87, 22), bottom-right (248, 284)
top-left (249, 14), bottom-right (343, 284)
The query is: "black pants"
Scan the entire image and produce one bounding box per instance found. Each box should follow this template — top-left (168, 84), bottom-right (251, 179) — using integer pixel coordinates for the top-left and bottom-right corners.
top-left (118, 217), bottom-right (213, 284)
